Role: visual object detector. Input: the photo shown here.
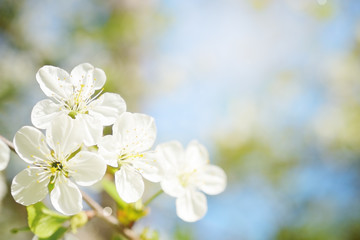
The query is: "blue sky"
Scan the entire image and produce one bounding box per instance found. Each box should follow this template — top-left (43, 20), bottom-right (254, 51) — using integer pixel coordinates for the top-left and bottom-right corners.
top-left (138, 0), bottom-right (360, 239)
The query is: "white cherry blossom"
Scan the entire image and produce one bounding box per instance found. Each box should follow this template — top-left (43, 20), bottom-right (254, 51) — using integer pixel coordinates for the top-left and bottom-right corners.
top-left (31, 63), bottom-right (126, 146)
top-left (157, 140), bottom-right (226, 222)
top-left (11, 115), bottom-right (106, 215)
top-left (98, 112), bottom-right (161, 203)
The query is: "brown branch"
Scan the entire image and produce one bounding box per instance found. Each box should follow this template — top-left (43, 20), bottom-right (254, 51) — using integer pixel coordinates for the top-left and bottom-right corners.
top-left (0, 134), bottom-right (15, 153)
top-left (84, 210), bottom-right (96, 219)
top-left (81, 191), bottom-right (140, 240)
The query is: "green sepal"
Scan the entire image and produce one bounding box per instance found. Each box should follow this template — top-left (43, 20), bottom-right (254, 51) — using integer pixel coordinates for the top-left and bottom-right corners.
top-left (106, 165), bottom-right (119, 175)
top-left (117, 200), bottom-right (148, 227)
top-left (70, 211), bottom-right (88, 233)
top-left (140, 227), bottom-right (160, 240)
top-left (27, 202), bottom-right (70, 238)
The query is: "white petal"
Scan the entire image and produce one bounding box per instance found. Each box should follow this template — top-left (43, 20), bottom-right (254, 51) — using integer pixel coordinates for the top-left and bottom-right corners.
top-left (184, 140), bottom-right (209, 170)
top-left (14, 126), bottom-right (50, 164)
top-left (0, 139), bottom-right (10, 171)
top-left (113, 112), bottom-right (156, 153)
top-left (197, 165), bottom-right (226, 195)
top-left (74, 114), bottom-right (103, 146)
top-left (11, 168), bottom-right (50, 206)
top-left (98, 135), bottom-right (120, 167)
top-left (176, 190), bottom-right (207, 222)
top-left (70, 63), bottom-right (105, 95)
top-left (67, 151), bottom-right (106, 186)
top-left (31, 99), bottom-right (64, 129)
top-left (92, 67), bottom-right (106, 89)
top-left (161, 176), bottom-right (186, 198)
top-left (0, 173), bottom-right (7, 202)
top-left (46, 115), bottom-right (83, 157)
top-left (88, 93), bottom-right (126, 126)
top-left (132, 151), bottom-right (162, 182)
top-left (36, 66), bottom-right (72, 100)
top-left (50, 175), bottom-right (82, 215)
top-left (156, 141), bottom-right (185, 173)
top-left (115, 166), bottom-right (144, 203)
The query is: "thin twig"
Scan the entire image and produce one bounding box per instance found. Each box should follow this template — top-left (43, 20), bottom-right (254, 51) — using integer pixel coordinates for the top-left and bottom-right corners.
top-left (84, 210), bottom-right (96, 219)
top-left (81, 191), bottom-right (140, 240)
top-left (0, 134), bottom-right (15, 153)
top-left (144, 189), bottom-right (163, 206)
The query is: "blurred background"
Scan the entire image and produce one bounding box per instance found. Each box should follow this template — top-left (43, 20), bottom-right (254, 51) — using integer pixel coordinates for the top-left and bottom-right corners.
top-left (0, 0), bottom-right (360, 239)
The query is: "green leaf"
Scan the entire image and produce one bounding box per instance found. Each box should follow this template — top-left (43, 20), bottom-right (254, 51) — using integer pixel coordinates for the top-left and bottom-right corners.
top-left (37, 227), bottom-right (68, 240)
top-left (27, 202), bottom-right (70, 238)
top-left (102, 178), bottom-right (127, 209)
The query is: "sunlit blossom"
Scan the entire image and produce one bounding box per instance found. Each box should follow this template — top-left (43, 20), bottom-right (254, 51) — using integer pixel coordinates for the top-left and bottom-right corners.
top-left (157, 140), bottom-right (226, 222)
top-left (11, 115), bottom-right (106, 215)
top-left (31, 63), bottom-right (126, 145)
top-left (98, 112), bottom-right (161, 203)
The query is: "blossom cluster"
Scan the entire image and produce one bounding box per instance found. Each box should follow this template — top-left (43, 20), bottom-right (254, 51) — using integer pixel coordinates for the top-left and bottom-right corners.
top-left (10, 63), bottom-right (226, 222)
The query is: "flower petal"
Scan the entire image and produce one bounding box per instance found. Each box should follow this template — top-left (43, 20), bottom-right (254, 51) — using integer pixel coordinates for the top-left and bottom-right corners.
top-left (46, 115), bottom-right (83, 157)
top-left (88, 93), bottom-right (126, 126)
top-left (0, 173), bottom-right (7, 202)
top-left (115, 166), bottom-right (144, 203)
top-left (50, 175), bottom-right (82, 215)
top-left (11, 168), bottom-right (50, 206)
top-left (156, 141), bottom-right (185, 174)
top-left (67, 151), bottom-right (106, 186)
top-left (74, 114), bottom-right (103, 146)
top-left (70, 63), bottom-right (106, 94)
top-left (132, 151), bottom-right (162, 182)
top-left (197, 165), bottom-right (226, 195)
top-left (0, 139), bottom-right (10, 171)
top-left (184, 140), bottom-right (209, 170)
top-left (160, 176), bottom-right (186, 198)
top-left (176, 190), bottom-right (207, 222)
top-left (113, 112), bottom-right (156, 154)
top-left (98, 135), bottom-right (120, 167)
top-left (36, 66), bottom-right (72, 100)
top-left (31, 99), bottom-right (64, 129)
top-left (14, 126), bottom-right (50, 164)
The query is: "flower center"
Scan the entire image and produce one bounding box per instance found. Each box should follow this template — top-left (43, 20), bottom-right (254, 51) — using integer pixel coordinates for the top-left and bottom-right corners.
top-left (50, 161), bottom-right (63, 174)
top-left (179, 169), bottom-right (197, 187)
top-left (51, 80), bottom-right (104, 119)
top-left (66, 85), bottom-right (89, 118)
top-left (117, 153), bottom-right (144, 166)
top-left (64, 84), bottom-right (103, 119)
